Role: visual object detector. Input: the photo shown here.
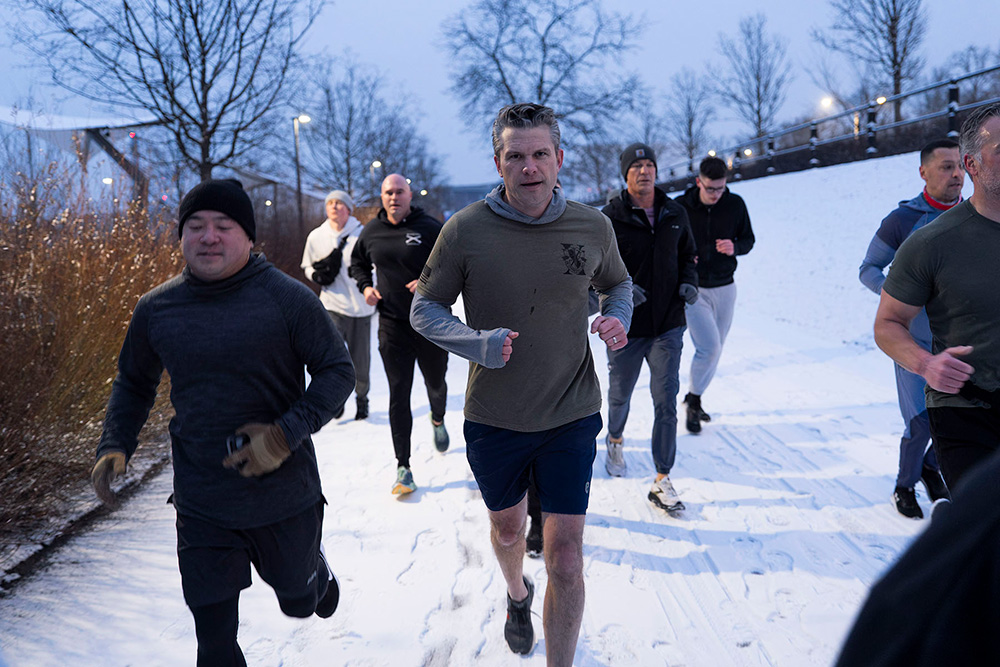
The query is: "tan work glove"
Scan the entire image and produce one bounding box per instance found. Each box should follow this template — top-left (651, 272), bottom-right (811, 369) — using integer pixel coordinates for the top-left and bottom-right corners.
top-left (222, 422), bottom-right (291, 477)
top-left (92, 451), bottom-right (127, 507)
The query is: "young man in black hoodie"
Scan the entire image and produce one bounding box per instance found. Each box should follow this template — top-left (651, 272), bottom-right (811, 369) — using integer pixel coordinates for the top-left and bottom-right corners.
top-left (675, 156), bottom-right (755, 433)
top-left (349, 173), bottom-right (449, 495)
top-left (91, 179), bottom-right (356, 666)
top-left (602, 143), bottom-right (699, 512)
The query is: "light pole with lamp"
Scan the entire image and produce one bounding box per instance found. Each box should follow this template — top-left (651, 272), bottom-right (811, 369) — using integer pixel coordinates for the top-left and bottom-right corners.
top-left (293, 113), bottom-right (311, 233)
top-left (369, 160), bottom-right (382, 200)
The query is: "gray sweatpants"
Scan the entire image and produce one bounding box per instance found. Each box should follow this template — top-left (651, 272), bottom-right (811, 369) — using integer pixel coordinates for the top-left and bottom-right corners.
top-left (328, 311), bottom-right (372, 401)
top-left (685, 282), bottom-right (737, 396)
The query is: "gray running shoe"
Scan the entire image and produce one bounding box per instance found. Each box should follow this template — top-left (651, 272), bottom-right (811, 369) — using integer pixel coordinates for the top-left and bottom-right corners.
top-left (648, 475), bottom-right (685, 512)
top-left (605, 435), bottom-right (626, 477)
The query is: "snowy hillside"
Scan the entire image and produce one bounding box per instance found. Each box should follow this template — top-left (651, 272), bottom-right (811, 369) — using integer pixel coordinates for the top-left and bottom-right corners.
top-left (0, 151), bottom-right (973, 666)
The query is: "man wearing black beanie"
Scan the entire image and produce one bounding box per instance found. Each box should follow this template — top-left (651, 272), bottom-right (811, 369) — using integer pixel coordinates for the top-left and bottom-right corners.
top-left (91, 178), bottom-right (356, 665)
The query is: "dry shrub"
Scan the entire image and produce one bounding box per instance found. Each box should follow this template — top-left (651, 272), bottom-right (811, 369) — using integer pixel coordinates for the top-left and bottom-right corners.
top-left (0, 169), bottom-right (182, 535)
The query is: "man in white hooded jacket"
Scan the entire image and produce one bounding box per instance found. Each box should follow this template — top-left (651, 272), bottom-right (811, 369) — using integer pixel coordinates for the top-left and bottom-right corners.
top-left (302, 190), bottom-right (376, 419)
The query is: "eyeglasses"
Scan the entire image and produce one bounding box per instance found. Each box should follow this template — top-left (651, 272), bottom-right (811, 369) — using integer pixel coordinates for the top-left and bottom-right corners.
top-left (701, 185), bottom-right (725, 194)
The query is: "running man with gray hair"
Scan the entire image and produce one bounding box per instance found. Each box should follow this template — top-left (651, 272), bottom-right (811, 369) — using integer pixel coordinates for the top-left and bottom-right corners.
top-left (874, 102), bottom-right (1000, 493)
top-left (410, 103), bottom-right (632, 664)
top-left (302, 189), bottom-right (376, 420)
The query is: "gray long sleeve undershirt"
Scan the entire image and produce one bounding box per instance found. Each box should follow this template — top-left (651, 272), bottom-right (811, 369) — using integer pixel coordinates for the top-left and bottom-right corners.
top-left (410, 277), bottom-right (633, 369)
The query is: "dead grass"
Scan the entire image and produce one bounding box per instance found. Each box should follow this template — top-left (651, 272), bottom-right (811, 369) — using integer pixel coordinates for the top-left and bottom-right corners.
top-left (0, 169), bottom-right (182, 538)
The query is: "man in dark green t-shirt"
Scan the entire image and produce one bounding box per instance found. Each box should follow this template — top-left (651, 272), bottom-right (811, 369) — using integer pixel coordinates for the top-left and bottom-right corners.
top-left (875, 102), bottom-right (1000, 493)
top-left (410, 103), bottom-right (632, 662)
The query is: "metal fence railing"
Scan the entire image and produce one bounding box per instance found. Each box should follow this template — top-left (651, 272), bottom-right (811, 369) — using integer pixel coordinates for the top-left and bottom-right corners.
top-left (658, 64), bottom-right (1000, 193)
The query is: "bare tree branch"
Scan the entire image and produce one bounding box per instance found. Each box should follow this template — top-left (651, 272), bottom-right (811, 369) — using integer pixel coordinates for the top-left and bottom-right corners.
top-left (811, 0), bottom-right (926, 121)
top-left (15, 0), bottom-right (323, 180)
top-left (716, 13), bottom-right (793, 141)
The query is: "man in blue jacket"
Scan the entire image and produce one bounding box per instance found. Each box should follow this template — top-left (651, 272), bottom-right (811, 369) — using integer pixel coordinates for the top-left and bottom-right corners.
top-left (603, 143), bottom-right (698, 512)
top-left (859, 138), bottom-right (964, 518)
top-left (91, 179), bottom-right (356, 666)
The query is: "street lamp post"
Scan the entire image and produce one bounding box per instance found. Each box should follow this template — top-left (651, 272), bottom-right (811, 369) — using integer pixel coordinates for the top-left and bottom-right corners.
top-left (292, 113), bottom-right (311, 233)
top-left (369, 160), bottom-right (383, 199)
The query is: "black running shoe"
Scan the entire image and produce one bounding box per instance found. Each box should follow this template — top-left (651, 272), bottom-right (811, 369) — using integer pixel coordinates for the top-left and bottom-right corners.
top-left (893, 486), bottom-right (923, 519)
top-left (315, 548), bottom-right (340, 619)
top-left (920, 465), bottom-right (950, 502)
top-left (504, 577), bottom-right (535, 655)
top-left (332, 402), bottom-right (345, 420)
top-left (525, 523), bottom-right (543, 559)
top-left (355, 397), bottom-right (368, 421)
top-left (683, 394), bottom-right (702, 434)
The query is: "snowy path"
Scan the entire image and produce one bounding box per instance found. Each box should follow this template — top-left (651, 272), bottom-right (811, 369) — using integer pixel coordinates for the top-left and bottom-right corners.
top-left (0, 153), bottom-right (957, 666)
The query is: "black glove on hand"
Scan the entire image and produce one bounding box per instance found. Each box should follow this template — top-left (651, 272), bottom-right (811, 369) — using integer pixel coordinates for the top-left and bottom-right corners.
top-left (222, 423), bottom-right (291, 477)
top-left (679, 283), bottom-right (698, 305)
top-left (92, 451), bottom-right (127, 506)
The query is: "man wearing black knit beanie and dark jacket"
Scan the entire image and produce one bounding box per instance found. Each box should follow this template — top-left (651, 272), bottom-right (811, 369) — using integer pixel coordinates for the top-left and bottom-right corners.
top-left (90, 179), bottom-right (356, 666)
top-left (349, 173), bottom-right (449, 496)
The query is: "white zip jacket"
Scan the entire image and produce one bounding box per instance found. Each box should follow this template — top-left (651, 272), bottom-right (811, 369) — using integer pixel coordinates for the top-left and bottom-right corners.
top-left (301, 216), bottom-right (376, 318)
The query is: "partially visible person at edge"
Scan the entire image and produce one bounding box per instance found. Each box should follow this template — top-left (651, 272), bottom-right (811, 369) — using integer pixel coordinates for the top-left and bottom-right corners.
top-left (601, 142), bottom-right (698, 514)
top-left (859, 138), bottom-right (964, 519)
top-left (348, 173), bottom-right (449, 496)
top-left (410, 103), bottom-right (632, 665)
top-left (874, 102), bottom-right (1000, 495)
top-left (91, 179), bottom-right (355, 666)
top-left (674, 156), bottom-right (755, 433)
top-left (302, 189), bottom-right (376, 421)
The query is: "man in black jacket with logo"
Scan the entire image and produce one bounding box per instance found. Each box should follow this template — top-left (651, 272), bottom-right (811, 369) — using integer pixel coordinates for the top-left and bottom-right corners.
top-left (349, 173), bottom-right (449, 496)
top-left (675, 156), bottom-right (755, 434)
top-left (602, 143), bottom-right (698, 512)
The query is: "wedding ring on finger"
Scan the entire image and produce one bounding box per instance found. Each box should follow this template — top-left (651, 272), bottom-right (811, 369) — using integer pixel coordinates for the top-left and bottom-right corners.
top-left (612, 336), bottom-right (618, 344)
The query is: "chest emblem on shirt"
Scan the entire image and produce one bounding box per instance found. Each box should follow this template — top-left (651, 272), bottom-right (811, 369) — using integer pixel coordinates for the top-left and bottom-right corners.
top-left (405, 232), bottom-right (422, 246)
top-left (561, 243), bottom-right (587, 275)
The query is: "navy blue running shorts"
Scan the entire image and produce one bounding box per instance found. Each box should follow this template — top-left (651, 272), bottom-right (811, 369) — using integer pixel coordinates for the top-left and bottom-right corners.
top-left (176, 499), bottom-right (326, 612)
top-left (464, 412), bottom-right (601, 515)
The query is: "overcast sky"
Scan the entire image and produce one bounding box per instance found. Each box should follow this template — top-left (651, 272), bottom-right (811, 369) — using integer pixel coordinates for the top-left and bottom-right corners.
top-left (1, 0), bottom-right (997, 186)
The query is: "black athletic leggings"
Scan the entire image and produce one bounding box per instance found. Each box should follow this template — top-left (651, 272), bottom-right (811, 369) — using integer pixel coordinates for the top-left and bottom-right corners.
top-left (190, 596), bottom-right (247, 667)
top-left (377, 315), bottom-right (448, 468)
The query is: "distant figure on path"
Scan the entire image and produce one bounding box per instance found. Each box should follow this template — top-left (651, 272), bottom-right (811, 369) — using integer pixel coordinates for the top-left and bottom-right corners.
top-left (349, 173), bottom-right (449, 496)
top-left (874, 103), bottom-right (1000, 493)
top-left (675, 157), bottom-right (755, 433)
top-left (91, 179), bottom-right (355, 666)
top-left (302, 189), bottom-right (376, 420)
top-left (859, 139), bottom-right (963, 518)
top-left (410, 103), bottom-right (632, 664)
top-left (602, 142), bottom-right (698, 513)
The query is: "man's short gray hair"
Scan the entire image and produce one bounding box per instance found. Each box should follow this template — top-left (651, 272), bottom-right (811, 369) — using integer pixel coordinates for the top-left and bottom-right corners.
top-left (491, 103), bottom-right (561, 157)
top-left (960, 102), bottom-right (1000, 161)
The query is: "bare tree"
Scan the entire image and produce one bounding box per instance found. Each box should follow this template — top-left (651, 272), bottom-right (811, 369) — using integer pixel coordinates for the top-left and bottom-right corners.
top-left (664, 68), bottom-right (715, 165)
top-left (298, 58), bottom-right (444, 205)
top-left (812, 0), bottom-right (927, 122)
top-left (717, 14), bottom-right (793, 142)
top-left (442, 0), bottom-right (642, 146)
top-left (15, 0), bottom-right (323, 181)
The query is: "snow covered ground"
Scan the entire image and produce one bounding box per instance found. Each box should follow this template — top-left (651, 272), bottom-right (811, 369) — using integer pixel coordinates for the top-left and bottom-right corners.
top-left (0, 151), bottom-right (973, 666)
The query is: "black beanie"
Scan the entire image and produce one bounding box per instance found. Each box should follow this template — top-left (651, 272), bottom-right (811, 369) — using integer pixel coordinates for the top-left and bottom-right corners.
top-left (620, 143), bottom-right (657, 180)
top-left (178, 179), bottom-right (256, 241)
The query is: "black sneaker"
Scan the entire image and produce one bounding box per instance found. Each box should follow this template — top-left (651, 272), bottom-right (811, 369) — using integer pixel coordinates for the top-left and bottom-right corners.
top-left (920, 465), bottom-right (950, 502)
top-left (332, 402), bottom-right (345, 420)
top-left (503, 576), bottom-right (535, 655)
top-left (315, 548), bottom-right (340, 619)
top-left (525, 522), bottom-right (543, 559)
top-left (893, 486), bottom-right (923, 519)
top-left (431, 416), bottom-right (450, 453)
top-left (355, 397), bottom-right (368, 420)
top-left (683, 394), bottom-right (702, 434)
